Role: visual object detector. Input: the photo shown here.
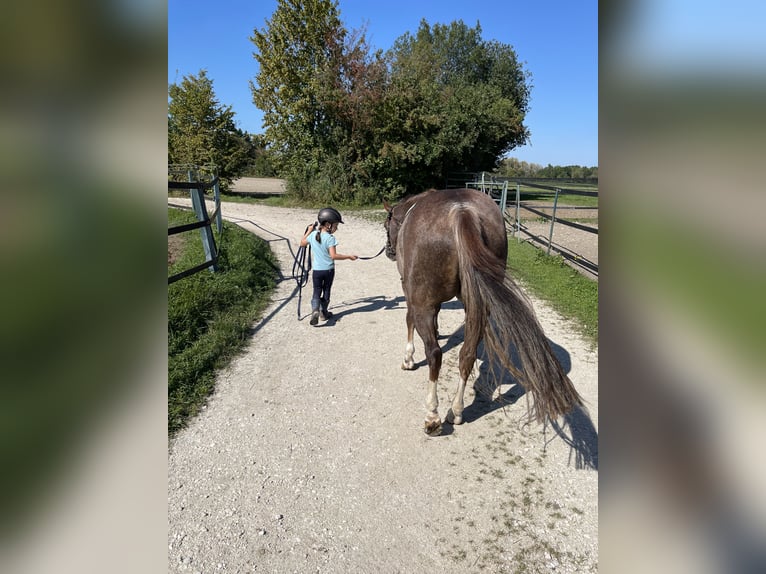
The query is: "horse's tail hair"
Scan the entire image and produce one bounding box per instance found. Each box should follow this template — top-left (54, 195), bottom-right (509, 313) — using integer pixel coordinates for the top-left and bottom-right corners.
top-left (453, 207), bottom-right (583, 424)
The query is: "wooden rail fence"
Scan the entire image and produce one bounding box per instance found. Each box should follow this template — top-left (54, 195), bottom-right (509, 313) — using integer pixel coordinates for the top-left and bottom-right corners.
top-left (168, 171), bottom-right (223, 284)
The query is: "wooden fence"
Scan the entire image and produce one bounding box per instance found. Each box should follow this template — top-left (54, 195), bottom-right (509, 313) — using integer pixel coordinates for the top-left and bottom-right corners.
top-left (168, 171), bottom-right (223, 284)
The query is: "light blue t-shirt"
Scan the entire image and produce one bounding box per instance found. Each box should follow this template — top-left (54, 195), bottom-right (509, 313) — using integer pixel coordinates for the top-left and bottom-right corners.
top-left (307, 230), bottom-right (338, 270)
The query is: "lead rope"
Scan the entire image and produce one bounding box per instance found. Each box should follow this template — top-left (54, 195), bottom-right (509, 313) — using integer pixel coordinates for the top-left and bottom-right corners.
top-left (357, 245), bottom-right (386, 260)
top-left (293, 242), bottom-right (384, 319)
top-left (292, 244), bottom-right (311, 319)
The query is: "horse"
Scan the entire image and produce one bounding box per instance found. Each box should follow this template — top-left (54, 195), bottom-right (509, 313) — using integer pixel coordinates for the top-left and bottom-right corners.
top-left (383, 188), bottom-right (582, 435)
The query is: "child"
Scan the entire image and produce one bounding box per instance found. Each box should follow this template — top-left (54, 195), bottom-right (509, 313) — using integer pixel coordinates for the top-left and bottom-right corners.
top-left (300, 207), bottom-right (358, 325)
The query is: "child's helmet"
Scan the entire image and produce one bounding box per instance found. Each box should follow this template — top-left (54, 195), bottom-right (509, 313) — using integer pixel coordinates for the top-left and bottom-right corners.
top-left (318, 207), bottom-right (344, 224)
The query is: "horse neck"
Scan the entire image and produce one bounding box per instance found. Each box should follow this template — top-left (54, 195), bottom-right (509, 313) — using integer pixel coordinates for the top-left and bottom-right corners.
top-left (395, 194), bottom-right (421, 221)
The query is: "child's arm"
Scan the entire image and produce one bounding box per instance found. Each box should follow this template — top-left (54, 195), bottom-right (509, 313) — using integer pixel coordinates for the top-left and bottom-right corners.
top-left (299, 223), bottom-right (315, 247)
top-left (329, 246), bottom-right (358, 261)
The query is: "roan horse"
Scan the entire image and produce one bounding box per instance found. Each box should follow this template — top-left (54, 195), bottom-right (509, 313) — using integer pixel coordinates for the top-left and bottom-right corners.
top-left (384, 188), bottom-right (582, 435)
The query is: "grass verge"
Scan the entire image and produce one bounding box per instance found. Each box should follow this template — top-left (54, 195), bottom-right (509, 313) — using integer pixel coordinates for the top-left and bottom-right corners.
top-left (506, 239), bottom-right (598, 345)
top-left (168, 208), bottom-right (279, 436)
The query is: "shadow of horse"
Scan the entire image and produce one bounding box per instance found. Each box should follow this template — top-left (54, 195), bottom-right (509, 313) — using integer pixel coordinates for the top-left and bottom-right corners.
top-left (387, 299), bottom-right (467, 368)
top-left (443, 326), bottom-right (598, 470)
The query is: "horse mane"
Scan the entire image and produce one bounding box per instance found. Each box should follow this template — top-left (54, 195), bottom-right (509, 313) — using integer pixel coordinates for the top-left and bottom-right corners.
top-left (394, 188), bottom-right (437, 211)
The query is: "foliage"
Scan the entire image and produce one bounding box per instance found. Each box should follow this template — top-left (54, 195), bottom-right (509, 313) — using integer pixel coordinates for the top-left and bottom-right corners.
top-left (378, 21), bottom-right (531, 193)
top-left (495, 157), bottom-right (598, 180)
top-left (535, 163), bottom-right (598, 180)
top-left (168, 70), bottom-right (254, 191)
top-left (250, 3), bottom-right (532, 202)
top-left (168, 208), bottom-right (278, 434)
top-left (250, 0), bottom-right (347, 175)
top-left (495, 157), bottom-right (544, 178)
top-left (240, 133), bottom-right (279, 177)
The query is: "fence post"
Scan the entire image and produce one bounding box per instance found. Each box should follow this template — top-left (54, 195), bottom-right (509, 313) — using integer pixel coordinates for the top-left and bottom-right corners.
top-left (547, 187), bottom-right (560, 255)
top-left (212, 176), bottom-right (222, 235)
top-left (499, 180), bottom-right (508, 215)
top-left (514, 182), bottom-right (521, 241)
top-left (189, 182), bottom-right (219, 272)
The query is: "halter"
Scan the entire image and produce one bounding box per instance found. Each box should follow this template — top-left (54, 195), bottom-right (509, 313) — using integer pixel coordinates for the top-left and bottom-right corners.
top-left (385, 202), bottom-right (416, 259)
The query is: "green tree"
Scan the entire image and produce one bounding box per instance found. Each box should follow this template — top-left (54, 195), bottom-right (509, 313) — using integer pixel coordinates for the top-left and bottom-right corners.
top-left (168, 70), bottom-right (250, 191)
top-left (378, 20), bottom-right (532, 193)
top-left (251, 0), bottom-right (391, 203)
top-left (243, 133), bottom-right (278, 177)
top-left (251, 6), bottom-right (533, 202)
top-left (250, 0), bottom-right (346, 180)
top-left (496, 157), bottom-right (543, 178)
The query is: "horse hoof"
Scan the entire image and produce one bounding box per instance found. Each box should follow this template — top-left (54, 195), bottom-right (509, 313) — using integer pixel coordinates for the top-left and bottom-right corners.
top-left (424, 419), bottom-right (442, 436)
top-left (401, 361), bottom-right (415, 371)
top-left (446, 409), bottom-right (463, 425)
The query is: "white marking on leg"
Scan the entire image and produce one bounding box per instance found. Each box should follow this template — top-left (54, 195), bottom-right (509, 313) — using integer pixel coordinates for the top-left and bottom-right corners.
top-left (447, 377), bottom-right (467, 425)
top-left (402, 341), bottom-right (415, 370)
top-left (424, 378), bottom-right (441, 433)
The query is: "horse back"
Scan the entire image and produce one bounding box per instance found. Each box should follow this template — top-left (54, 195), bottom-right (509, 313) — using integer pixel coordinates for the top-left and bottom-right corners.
top-left (397, 189), bottom-right (507, 304)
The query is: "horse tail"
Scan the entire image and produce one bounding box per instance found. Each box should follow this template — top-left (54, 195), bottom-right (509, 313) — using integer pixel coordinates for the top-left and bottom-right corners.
top-left (452, 206), bottom-right (583, 424)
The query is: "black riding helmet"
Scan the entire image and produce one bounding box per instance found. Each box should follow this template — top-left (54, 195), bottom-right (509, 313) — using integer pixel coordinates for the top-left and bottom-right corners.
top-left (318, 207), bottom-right (344, 225)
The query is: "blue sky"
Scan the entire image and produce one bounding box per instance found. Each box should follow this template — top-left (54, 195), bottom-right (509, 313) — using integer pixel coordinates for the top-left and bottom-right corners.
top-left (169, 0), bottom-right (598, 167)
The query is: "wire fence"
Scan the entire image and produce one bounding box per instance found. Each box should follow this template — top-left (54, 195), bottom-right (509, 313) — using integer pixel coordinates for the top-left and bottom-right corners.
top-left (461, 173), bottom-right (599, 279)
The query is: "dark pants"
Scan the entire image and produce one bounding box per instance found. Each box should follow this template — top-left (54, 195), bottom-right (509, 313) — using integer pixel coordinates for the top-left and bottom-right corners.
top-left (311, 269), bottom-right (335, 315)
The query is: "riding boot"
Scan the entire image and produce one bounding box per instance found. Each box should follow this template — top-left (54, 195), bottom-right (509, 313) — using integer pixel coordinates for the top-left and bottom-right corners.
top-left (320, 298), bottom-right (332, 321)
top-left (310, 299), bottom-right (320, 326)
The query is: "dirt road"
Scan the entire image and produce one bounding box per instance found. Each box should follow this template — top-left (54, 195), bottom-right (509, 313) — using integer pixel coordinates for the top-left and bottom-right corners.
top-left (167, 197), bottom-right (598, 573)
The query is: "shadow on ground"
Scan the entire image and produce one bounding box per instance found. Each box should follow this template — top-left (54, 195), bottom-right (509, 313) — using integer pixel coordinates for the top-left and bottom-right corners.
top-left (433, 315), bottom-right (598, 470)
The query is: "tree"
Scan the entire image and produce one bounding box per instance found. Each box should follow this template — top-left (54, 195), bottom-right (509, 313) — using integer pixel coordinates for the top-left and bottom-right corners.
top-left (242, 133), bottom-right (278, 177)
top-left (251, 6), bottom-right (533, 201)
top-left (168, 70), bottom-right (250, 191)
top-left (378, 20), bottom-right (532, 193)
top-left (496, 157), bottom-right (543, 178)
top-left (250, 0), bottom-right (346, 177)
top-left (500, 161), bottom-right (598, 180)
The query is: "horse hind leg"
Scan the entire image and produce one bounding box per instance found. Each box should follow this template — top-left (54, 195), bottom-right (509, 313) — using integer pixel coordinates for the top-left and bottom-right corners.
top-left (446, 311), bottom-right (482, 426)
top-left (414, 309), bottom-right (443, 436)
top-left (402, 307), bottom-right (416, 370)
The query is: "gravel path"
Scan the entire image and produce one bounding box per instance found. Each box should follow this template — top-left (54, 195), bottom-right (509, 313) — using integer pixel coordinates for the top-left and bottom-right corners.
top-left (167, 197), bottom-right (598, 573)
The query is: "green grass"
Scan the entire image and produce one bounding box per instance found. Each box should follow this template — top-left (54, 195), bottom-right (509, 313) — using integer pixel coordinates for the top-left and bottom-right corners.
top-left (516, 189), bottom-right (598, 208)
top-left (506, 239), bottom-right (598, 344)
top-left (168, 208), bottom-right (279, 435)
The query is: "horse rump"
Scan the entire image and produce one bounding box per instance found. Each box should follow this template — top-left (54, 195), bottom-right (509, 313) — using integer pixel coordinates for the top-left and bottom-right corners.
top-left (450, 203), bottom-right (583, 423)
